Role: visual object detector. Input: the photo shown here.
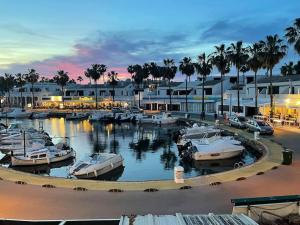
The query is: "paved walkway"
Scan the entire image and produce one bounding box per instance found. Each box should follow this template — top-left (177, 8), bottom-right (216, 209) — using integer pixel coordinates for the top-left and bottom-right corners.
top-left (0, 126), bottom-right (299, 220)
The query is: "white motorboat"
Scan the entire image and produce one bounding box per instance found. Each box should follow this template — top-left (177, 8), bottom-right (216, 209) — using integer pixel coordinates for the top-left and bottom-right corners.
top-left (66, 112), bottom-right (88, 120)
top-left (179, 134), bottom-right (244, 161)
top-left (138, 114), bottom-right (156, 124)
top-left (11, 145), bottom-right (75, 166)
top-left (139, 113), bottom-right (178, 125)
top-left (31, 112), bottom-right (49, 119)
top-left (130, 113), bottom-right (145, 122)
top-left (0, 122), bottom-right (23, 137)
top-left (89, 111), bottom-right (113, 121)
top-left (70, 153), bottom-right (123, 179)
top-left (6, 108), bottom-right (32, 119)
top-left (180, 123), bottom-right (222, 140)
top-left (114, 112), bottom-right (131, 122)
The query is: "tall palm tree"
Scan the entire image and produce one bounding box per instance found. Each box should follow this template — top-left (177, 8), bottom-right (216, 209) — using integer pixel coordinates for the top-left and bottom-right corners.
top-left (280, 62), bottom-right (295, 76)
top-left (210, 44), bottom-right (230, 115)
top-left (15, 73), bottom-right (26, 109)
top-left (85, 64), bottom-right (107, 109)
top-left (179, 57), bottom-right (195, 112)
top-left (227, 41), bottom-right (249, 114)
top-left (148, 62), bottom-right (160, 83)
top-left (259, 35), bottom-right (287, 117)
top-left (107, 71), bottom-right (119, 103)
top-left (53, 70), bottom-right (69, 107)
top-left (24, 69), bottom-right (39, 109)
top-left (194, 53), bottom-right (212, 120)
top-left (248, 43), bottom-right (263, 114)
top-left (132, 64), bottom-right (149, 107)
top-left (77, 76), bottom-right (83, 84)
top-left (163, 59), bottom-right (177, 111)
top-left (285, 18), bottom-right (300, 55)
top-left (4, 73), bottom-right (15, 107)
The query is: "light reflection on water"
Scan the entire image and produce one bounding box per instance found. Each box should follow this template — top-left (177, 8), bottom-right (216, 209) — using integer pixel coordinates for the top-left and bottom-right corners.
top-left (0, 118), bottom-right (256, 181)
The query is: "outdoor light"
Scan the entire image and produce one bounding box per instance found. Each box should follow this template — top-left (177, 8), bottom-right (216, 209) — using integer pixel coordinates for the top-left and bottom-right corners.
top-left (27, 103), bottom-right (32, 108)
top-left (285, 99), bottom-right (290, 103)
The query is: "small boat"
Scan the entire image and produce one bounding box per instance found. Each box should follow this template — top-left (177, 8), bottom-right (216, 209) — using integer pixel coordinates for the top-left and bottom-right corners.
top-left (179, 134), bottom-right (244, 161)
top-left (153, 112), bottom-right (178, 125)
top-left (31, 112), bottom-right (49, 119)
top-left (66, 112), bottom-right (88, 120)
top-left (6, 108), bottom-right (32, 119)
top-left (114, 112), bottom-right (131, 122)
top-left (179, 123), bottom-right (222, 140)
top-left (70, 153), bottom-right (123, 179)
top-left (11, 145), bottom-right (75, 166)
top-left (130, 113), bottom-right (145, 122)
top-left (89, 111), bottom-right (113, 121)
top-left (138, 114), bottom-right (155, 124)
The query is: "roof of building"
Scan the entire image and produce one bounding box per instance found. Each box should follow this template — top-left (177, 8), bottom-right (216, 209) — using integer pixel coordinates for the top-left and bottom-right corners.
top-left (119, 214), bottom-right (258, 225)
top-left (252, 75), bottom-right (300, 84)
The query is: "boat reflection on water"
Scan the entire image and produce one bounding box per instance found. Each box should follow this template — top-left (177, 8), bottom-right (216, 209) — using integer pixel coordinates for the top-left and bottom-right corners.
top-left (11, 158), bottom-right (75, 175)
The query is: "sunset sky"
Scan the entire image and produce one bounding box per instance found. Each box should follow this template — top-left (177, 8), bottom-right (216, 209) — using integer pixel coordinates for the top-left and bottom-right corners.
top-left (0, 0), bottom-right (299, 81)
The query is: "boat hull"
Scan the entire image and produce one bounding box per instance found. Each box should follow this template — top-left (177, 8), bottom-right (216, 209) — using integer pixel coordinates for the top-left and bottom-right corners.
top-left (74, 159), bottom-right (123, 179)
top-left (11, 150), bottom-right (75, 166)
top-left (193, 149), bottom-right (243, 161)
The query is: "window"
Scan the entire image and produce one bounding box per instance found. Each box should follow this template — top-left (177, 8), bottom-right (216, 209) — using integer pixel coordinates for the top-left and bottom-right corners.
top-left (205, 88), bottom-right (212, 95)
top-left (232, 106), bottom-right (243, 113)
top-left (268, 86), bottom-right (279, 94)
top-left (218, 105), bottom-right (229, 111)
top-left (39, 154), bottom-right (47, 158)
top-left (230, 77), bottom-right (237, 83)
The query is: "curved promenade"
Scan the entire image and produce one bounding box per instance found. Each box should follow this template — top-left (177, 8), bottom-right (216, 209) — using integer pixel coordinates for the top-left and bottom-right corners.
top-left (0, 125), bottom-right (299, 220)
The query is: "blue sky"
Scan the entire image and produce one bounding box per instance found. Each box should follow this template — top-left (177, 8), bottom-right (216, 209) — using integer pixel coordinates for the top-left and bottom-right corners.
top-left (0, 0), bottom-right (299, 81)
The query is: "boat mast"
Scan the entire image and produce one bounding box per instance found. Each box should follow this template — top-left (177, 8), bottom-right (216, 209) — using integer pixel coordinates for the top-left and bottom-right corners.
top-left (23, 130), bottom-right (26, 157)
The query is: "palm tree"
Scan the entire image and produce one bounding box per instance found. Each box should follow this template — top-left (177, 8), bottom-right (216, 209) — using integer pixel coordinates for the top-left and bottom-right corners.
top-left (179, 57), bottom-right (195, 112)
top-left (85, 64), bottom-right (107, 109)
top-left (285, 18), bottom-right (300, 55)
top-left (227, 41), bottom-right (249, 114)
top-left (77, 76), bottom-right (83, 84)
top-left (259, 35), bottom-right (287, 117)
top-left (194, 53), bottom-right (212, 120)
top-left (210, 44), bottom-right (230, 115)
top-left (280, 62), bottom-right (295, 76)
top-left (294, 61), bottom-right (300, 74)
top-left (107, 71), bottom-right (119, 103)
top-left (148, 62), bottom-right (160, 84)
top-left (4, 73), bottom-right (15, 107)
top-left (248, 43), bottom-right (263, 114)
top-left (132, 64), bottom-right (149, 107)
top-left (240, 64), bottom-right (250, 85)
top-left (53, 70), bottom-right (69, 107)
top-left (15, 73), bottom-right (26, 109)
top-left (127, 65), bottom-right (135, 82)
top-left (24, 69), bottom-right (39, 108)
top-left (163, 59), bottom-right (177, 111)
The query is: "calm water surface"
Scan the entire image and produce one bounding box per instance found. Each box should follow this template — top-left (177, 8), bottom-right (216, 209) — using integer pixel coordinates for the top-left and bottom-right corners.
top-left (0, 118), bottom-right (256, 181)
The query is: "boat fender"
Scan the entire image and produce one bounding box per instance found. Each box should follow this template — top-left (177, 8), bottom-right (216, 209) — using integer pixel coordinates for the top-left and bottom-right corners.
top-left (46, 157), bottom-right (50, 164)
top-left (111, 162), bottom-right (114, 168)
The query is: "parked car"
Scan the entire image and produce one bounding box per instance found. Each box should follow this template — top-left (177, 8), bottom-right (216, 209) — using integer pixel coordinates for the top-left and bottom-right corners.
top-left (246, 119), bottom-right (274, 135)
top-left (228, 115), bottom-right (247, 129)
